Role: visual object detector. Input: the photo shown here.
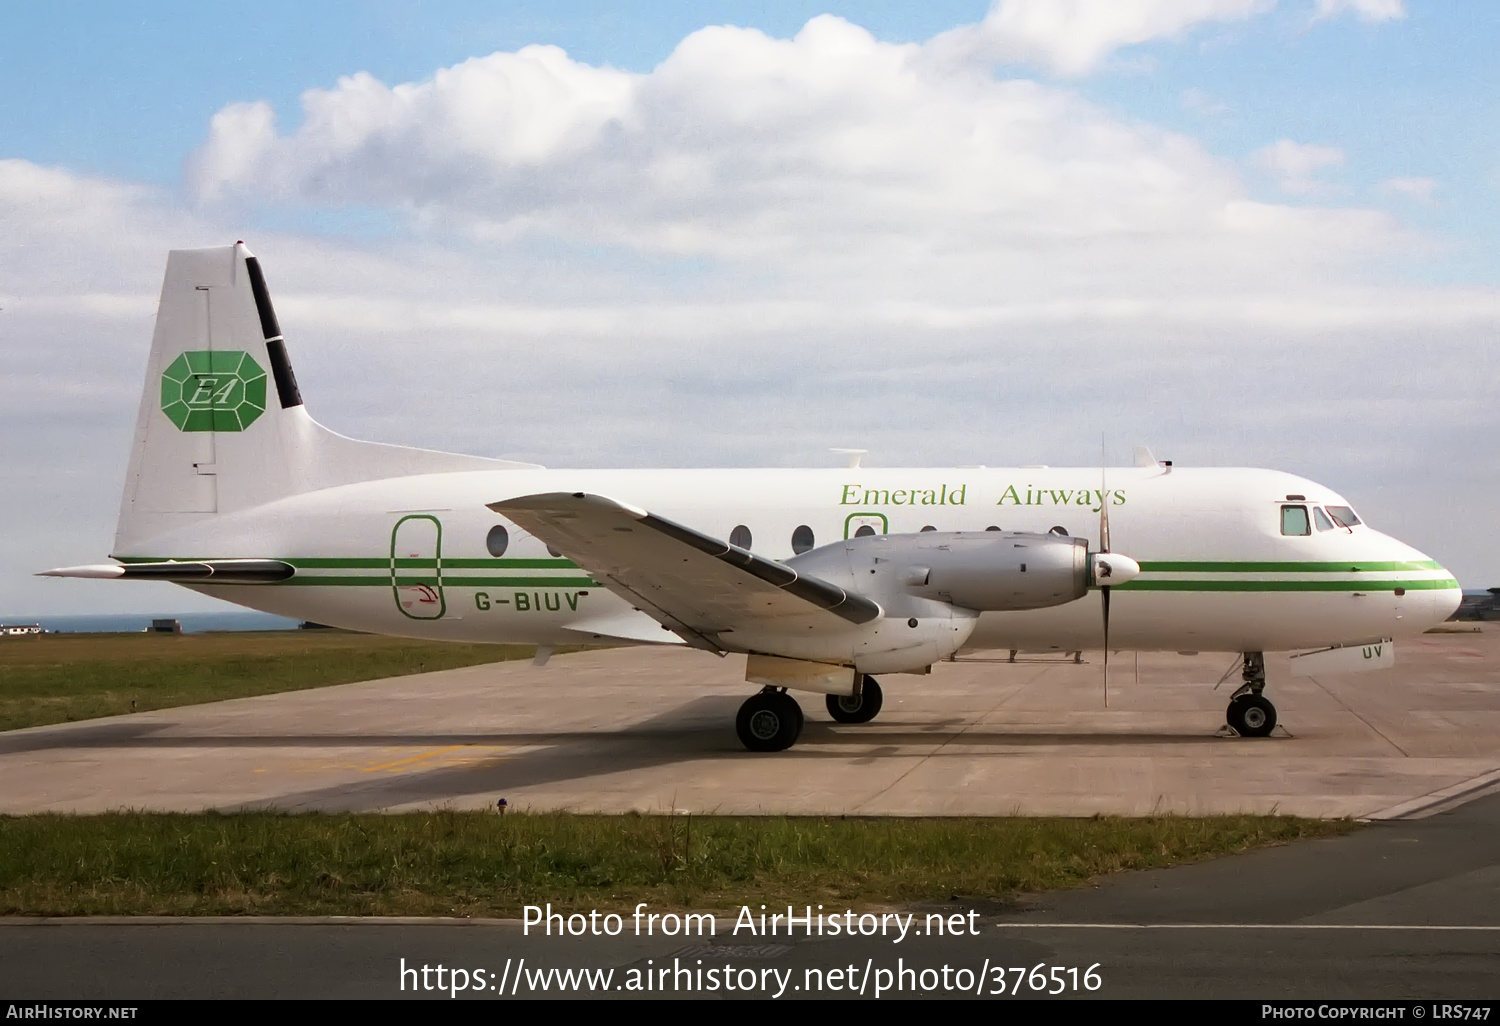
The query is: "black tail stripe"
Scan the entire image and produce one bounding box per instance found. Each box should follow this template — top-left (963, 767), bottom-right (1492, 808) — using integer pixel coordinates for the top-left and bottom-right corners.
top-left (265, 338), bottom-right (303, 409)
top-left (244, 256), bottom-right (281, 339)
top-left (245, 255), bottom-right (303, 408)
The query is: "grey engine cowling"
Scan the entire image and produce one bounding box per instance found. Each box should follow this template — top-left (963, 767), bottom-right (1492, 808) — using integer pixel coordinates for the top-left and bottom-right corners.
top-left (786, 530), bottom-right (1089, 616)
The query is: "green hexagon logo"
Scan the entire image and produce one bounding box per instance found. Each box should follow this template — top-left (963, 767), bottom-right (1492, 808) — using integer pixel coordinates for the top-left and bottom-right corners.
top-left (160, 350), bottom-right (268, 432)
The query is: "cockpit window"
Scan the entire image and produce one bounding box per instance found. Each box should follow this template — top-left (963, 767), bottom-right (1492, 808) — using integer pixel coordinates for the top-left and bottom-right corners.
top-left (1313, 507), bottom-right (1335, 532)
top-left (1280, 505), bottom-right (1311, 536)
top-left (1326, 505), bottom-right (1361, 528)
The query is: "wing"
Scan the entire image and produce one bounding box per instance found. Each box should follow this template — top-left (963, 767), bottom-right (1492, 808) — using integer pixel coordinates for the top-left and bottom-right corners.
top-left (487, 492), bottom-right (880, 651)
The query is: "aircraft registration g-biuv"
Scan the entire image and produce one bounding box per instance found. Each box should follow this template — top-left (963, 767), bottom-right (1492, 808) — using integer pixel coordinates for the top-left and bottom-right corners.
top-left (43, 244), bottom-right (1462, 751)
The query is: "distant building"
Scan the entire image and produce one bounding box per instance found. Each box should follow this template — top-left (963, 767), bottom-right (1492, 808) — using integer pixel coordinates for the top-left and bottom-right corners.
top-left (1452, 589), bottom-right (1500, 621)
top-left (150, 618), bottom-right (183, 634)
top-left (0, 623), bottom-right (43, 637)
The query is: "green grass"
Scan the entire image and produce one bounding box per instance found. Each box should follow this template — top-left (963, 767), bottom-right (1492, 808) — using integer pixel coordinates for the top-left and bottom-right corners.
top-left (0, 811), bottom-right (1354, 917)
top-left (0, 632), bottom-right (539, 731)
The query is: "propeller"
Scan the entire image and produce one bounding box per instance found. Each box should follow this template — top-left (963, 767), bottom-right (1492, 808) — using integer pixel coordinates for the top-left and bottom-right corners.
top-left (1100, 449), bottom-right (1111, 707)
top-left (1091, 442), bottom-right (1141, 706)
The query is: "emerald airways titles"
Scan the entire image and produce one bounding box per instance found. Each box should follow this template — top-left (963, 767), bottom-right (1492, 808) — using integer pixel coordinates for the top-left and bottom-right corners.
top-left (838, 483), bottom-right (1125, 511)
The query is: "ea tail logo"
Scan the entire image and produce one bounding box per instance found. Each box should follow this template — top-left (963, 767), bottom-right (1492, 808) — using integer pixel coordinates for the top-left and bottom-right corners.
top-left (160, 350), bottom-right (268, 432)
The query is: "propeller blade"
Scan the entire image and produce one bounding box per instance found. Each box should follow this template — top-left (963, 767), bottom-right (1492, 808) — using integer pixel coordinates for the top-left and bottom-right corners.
top-left (1102, 584), bottom-right (1110, 708)
top-left (1100, 437), bottom-right (1110, 554)
top-left (1100, 439), bottom-right (1110, 706)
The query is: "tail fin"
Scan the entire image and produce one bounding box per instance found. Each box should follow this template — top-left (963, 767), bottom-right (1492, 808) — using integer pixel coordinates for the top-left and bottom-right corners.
top-left (115, 243), bottom-right (537, 554)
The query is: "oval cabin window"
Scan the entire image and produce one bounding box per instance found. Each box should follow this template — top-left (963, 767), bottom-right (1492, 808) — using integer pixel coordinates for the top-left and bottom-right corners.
top-left (730, 525), bottom-right (752, 549)
top-left (485, 525), bottom-right (509, 558)
top-left (791, 525), bottom-right (815, 554)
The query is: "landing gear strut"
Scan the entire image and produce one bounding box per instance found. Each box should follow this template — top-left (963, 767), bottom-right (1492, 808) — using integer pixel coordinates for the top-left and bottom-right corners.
top-left (1226, 651), bottom-right (1277, 737)
top-left (826, 675), bottom-right (883, 724)
top-left (736, 688), bottom-right (804, 752)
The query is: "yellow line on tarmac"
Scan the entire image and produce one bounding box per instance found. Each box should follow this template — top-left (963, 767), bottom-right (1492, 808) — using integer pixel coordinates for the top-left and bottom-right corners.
top-left (362, 745), bottom-right (473, 773)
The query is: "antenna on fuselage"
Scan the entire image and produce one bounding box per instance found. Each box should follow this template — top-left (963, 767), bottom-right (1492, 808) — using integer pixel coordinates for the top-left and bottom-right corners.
top-left (831, 448), bottom-right (867, 469)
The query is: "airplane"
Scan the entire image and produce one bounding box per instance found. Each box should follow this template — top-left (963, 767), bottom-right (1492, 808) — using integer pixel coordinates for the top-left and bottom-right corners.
top-left (42, 244), bottom-right (1462, 751)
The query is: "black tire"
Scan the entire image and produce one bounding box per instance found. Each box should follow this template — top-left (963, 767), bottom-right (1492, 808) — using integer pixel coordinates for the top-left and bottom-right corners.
top-left (826, 676), bottom-right (884, 724)
top-left (736, 691), bottom-right (804, 752)
top-left (1227, 694), bottom-right (1277, 738)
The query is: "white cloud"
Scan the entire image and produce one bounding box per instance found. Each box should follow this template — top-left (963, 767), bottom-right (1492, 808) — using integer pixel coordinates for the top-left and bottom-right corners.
top-left (187, 17), bottom-right (1405, 307)
top-left (1377, 176), bottom-right (1437, 202)
top-left (1312, 0), bottom-right (1406, 23)
top-left (1252, 138), bottom-right (1345, 193)
top-left (931, 0), bottom-right (1272, 76)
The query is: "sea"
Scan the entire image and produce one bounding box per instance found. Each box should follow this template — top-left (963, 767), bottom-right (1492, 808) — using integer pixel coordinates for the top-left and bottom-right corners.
top-left (6, 612), bottom-right (301, 634)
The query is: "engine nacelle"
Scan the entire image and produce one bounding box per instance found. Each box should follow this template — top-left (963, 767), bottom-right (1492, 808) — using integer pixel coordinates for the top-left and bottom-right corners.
top-left (787, 530), bottom-right (1090, 614)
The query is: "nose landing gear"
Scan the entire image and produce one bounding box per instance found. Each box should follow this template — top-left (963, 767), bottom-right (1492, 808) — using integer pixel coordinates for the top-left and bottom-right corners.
top-left (735, 687), bottom-right (804, 752)
top-left (826, 675), bottom-right (883, 724)
top-left (1225, 651), bottom-right (1278, 737)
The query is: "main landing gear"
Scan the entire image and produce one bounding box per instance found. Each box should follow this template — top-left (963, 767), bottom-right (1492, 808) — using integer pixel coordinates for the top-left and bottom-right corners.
top-left (1226, 651), bottom-right (1277, 738)
top-left (735, 676), bottom-right (887, 751)
top-left (736, 688), bottom-right (804, 752)
top-left (826, 675), bottom-right (883, 724)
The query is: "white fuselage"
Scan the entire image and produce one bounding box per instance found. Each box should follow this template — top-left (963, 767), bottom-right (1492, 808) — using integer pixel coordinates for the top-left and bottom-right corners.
top-left (126, 464), bottom-right (1459, 656)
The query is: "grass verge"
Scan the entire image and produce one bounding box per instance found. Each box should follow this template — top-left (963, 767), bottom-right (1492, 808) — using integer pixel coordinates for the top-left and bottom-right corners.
top-left (0, 632), bottom-right (538, 731)
top-left (0, 811), bottom-right (1354, 917)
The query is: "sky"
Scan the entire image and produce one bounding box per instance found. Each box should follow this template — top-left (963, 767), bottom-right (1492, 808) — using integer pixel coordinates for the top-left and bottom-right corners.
top-left (2, 0), bottom-right (1498, 617)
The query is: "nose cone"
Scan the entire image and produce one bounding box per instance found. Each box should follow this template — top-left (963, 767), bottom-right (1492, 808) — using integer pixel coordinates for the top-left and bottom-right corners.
top-left (1392, 539), bottom-right (1462, 628)
top-left (1092, 553), bottom-right (1140, 586)
top-left (1428, 561), bottom-right (1463, 623)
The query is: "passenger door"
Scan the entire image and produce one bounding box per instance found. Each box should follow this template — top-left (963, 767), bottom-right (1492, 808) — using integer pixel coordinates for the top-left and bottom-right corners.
top-left (391, 515), bottom-right (446, 619)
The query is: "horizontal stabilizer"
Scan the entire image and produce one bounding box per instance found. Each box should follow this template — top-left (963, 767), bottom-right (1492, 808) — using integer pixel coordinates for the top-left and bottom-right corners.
top-left (39, 559), bottom-right (295, 584)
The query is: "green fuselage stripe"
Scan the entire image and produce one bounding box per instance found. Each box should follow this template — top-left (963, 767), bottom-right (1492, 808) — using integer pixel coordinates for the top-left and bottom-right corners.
top-left (116, 556), bottom-right (1454, 595)
top-left (1136, 560), bottom-right (1442, 573)
top-left (1116, 578), bottom-right (1457, 593)
top-left (286, 576), bottom-right (598, 588)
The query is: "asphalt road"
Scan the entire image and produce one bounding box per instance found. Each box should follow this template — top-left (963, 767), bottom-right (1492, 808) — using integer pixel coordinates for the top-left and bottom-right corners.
top-left (3, 791), bottom-right (1496, 1000)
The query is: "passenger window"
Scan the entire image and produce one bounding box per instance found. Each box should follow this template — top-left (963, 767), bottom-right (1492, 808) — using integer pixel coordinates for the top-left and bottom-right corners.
top-left (1313, 507), bottom-right (1335, 532)
top-left (1281, 505), bottom-right (1311, 536)
top-left (791, 525), bottom-right (815, 554)
top-left (1326, 505), bottom-right (1361, 528)
top-left (920, 525), bottom-right (936, 532)
top-left (729, 525), bottom-right (752, 549)
top-left (853, 525), bottom-right (876, 537)
top-left (485, 524), bottom-right (510, 557)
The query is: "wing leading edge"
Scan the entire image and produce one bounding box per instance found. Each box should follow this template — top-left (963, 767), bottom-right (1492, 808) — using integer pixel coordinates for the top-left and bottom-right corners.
top-left (487, 492), bottom-right (880, 651)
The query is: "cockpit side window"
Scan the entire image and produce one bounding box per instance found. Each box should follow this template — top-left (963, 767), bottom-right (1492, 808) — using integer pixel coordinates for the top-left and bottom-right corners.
top-left (1313, 507), bottom-right (1335, 532)
top-left (1326, 505), bottom-right (1361, 528)
top-left (1280, 505), bottom-right (1311, 536)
